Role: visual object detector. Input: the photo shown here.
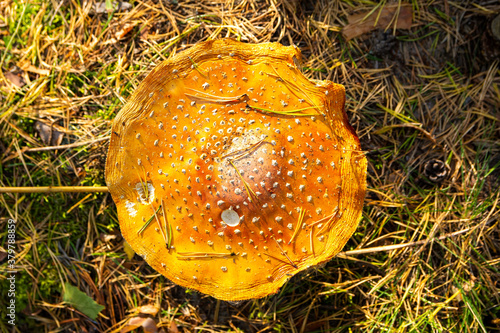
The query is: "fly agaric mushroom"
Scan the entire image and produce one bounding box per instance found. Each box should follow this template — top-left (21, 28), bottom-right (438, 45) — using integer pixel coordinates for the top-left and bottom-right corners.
top-left (105, 39), bottom-right (367, 301)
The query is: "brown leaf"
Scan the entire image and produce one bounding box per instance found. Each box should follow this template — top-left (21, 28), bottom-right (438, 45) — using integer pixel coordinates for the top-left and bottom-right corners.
top-left (140, 24), bottom-right (149, 41)
top-left (115, 22), bottom-right (137, 40)
top-left (34, 121), bottom-right (64, 147)
top-left (4, 71), bottom-right (25, 88)
top-left (0, 249), bottom-right (7, 262)
top-left (168, 320), bottom-right (179, 333)
top-left (121, 317), bottom-right (158, 333)
top-left (343, 4), bottom-right (413, 41)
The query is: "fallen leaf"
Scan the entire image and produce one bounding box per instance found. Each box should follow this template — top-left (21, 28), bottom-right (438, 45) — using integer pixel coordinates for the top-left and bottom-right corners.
top-left (100, 233), bottom-right (118, 242)
top-left (115, 22), bottom-right (137, 40)
top-left (34, 121), bottom-right (64, 146)
top-left (140, 22), bottom-right (151, 41)
top-left (92, 1), bottom-right (132, 14)
top-left (4, 71), bottom-right (25, 88)
top-left (492, 14), bottom-right (500, 40)
top-left (123, 240), bottom-right (136, 260)
top-left (62, 283), bottom-right (105, 320)
top-left (169, 320), bottom-right (179, 333)
top-left (343, 4), bottom-right (413, 41)
top-left (0, 249), bottom-right (7, 262)
top-left (137, 304), bottom-right (159, 316)
top-left (18, 60), bottom-right (50, 75)
top-left (121, 317), bottom-right (158, 333)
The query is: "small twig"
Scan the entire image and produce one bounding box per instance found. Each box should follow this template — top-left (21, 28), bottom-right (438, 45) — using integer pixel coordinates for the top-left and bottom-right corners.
top-left (153, 203), bottom-right (167, 246)
top-left (66, 193), bottom-right (93, 214)
top-left (187, 56), bottom-right (209, 79)
top-left (14, 139), bottom-right (33, 185)
top-left (185, 88), bottom-right (248, 104)
top-left (214, 299), bottom-right (221, 323)
top-left (0, 186), bottom-right (109, 193)
top-left (137, 204), bottom-right (162, 235)
top-left (23, 136), bottom-right (110, 152)
top-left (247, 104), bottom-right (317, 116)
top-left (338, 228), bottom-right (471, 257)
top-left (316, 210), bottom-right (339, 236)
top-left (177, 252), bottom-right (236, 259)
top-left (270, 235), bottom-right (297, 268)
top-left (300, 293), bottom-right (316, 333)
top-left (161, 198), bottom-right (172, 249)
top-left (229, 160), bottom-right (257, 202)
top-left (288, 208), bottom-right (306, 245)
top-left (309, 228), bottom-right (315, 257)
top-left (221, 138), bottom-right (266, 161)
top-left (263, 252), bottom-right (296, 268)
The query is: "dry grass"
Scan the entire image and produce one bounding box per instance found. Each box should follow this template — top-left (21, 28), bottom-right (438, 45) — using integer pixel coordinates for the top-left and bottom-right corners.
top-left (1, 0), bottom-right (499, 332)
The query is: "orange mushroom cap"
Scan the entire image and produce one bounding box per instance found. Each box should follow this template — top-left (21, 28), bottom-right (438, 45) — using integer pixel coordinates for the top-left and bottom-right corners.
top-left (105, 39), bottom-right (367, 301)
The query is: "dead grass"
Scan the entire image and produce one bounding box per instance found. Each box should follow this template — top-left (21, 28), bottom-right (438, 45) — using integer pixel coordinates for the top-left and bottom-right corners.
top-left (0, 0), bottom-right (499, 332)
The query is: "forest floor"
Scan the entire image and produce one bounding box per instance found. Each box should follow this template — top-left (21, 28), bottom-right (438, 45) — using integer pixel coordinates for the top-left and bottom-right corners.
top-left (0, 0), bottom-right (499, 332)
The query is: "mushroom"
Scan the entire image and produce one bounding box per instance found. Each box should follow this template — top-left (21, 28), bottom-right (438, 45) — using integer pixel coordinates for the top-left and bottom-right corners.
top-left (105, 38), bottom-right (367, 301)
